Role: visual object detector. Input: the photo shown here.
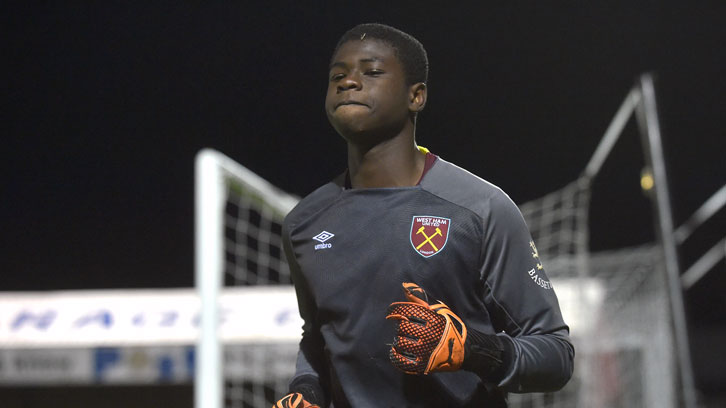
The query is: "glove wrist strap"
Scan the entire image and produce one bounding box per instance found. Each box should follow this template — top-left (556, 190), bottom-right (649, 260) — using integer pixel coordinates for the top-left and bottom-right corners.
top-left (461, 329), bottom-right (513, 383)
top-left (290, 374), bottom-right (325, 406)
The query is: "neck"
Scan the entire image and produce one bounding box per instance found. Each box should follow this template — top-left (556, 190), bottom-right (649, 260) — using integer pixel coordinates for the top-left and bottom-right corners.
top-left (347, 130), bottom-right (425, 189)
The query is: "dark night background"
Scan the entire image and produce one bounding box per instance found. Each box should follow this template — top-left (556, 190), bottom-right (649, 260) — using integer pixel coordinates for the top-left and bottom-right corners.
top-left (4, 1), bottom-right (725, 404)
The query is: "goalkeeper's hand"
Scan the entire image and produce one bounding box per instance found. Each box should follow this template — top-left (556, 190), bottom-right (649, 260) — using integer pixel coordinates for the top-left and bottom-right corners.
top-left (272, 392), bottom-right (320, 408)
top-left (385, 282), bottom-right (467, 374)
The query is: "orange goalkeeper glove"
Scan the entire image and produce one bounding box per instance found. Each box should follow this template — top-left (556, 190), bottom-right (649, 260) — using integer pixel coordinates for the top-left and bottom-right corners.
top-left (386, 282), bottom-right (467, 374)
top-left (272, 392), bottom-right (320, 408)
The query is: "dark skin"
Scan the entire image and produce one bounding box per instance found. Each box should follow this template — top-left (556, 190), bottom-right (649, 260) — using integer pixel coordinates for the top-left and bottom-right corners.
top-left (325, 39), bottom-right (428, 189)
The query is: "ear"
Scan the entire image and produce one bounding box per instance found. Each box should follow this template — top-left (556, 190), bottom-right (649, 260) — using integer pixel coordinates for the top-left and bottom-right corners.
top-left (408, 82), bottom-right (427, 113)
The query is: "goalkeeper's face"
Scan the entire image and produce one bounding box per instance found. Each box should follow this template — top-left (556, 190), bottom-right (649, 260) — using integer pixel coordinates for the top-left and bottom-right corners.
top-left (325, 39), bottom-right (417, 144)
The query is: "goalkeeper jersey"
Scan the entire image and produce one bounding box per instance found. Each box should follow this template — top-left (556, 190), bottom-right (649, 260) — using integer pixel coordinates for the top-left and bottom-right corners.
top-left (282, 154), bottom-right (574, 407)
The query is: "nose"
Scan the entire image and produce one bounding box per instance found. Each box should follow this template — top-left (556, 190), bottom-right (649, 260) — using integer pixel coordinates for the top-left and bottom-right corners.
top-left (337, 72), bottom-right (361, 92)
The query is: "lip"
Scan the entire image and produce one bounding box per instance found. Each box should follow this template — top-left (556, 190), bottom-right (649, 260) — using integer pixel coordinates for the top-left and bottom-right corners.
top-left (335, 101), bottom-right (369, 109)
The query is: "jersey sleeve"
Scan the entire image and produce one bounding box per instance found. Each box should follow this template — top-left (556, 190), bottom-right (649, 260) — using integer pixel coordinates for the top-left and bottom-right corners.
top-left (479, 190), bottom-right (575, 393)
top-left (282, 221), bottom-right (328, 404)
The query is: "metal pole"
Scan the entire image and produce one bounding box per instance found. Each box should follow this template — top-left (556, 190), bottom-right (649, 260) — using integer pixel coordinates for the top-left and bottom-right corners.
top-left (636, 73), bottom-right (698, 408)
top-left (583, 87), bottom-right (642, 180)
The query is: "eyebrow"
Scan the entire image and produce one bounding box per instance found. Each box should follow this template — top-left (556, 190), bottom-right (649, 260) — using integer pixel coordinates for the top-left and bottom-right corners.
top-left (329, 57), bottom-right (383, 70)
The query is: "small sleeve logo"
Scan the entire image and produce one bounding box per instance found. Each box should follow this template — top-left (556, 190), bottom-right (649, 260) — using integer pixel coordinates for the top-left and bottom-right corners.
top-left (527, 240), bottom-right (552, 289)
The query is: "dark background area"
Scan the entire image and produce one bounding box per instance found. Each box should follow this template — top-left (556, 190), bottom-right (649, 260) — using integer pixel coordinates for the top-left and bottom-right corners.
top-left (4, 1), bottom-right (725, 404)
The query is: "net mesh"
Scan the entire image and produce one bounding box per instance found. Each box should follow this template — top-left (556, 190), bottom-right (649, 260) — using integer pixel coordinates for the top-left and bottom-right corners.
top-left (221, 181), bottom-right (295, 408)
top-left (510, 177), bottom-right (676, 408)
top-left (223, 182), bottom-right (291, 287)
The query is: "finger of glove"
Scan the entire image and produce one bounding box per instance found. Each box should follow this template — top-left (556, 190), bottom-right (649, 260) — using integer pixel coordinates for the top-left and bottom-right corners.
top-left (392, 329), bottom-right (428, 353)
top-left (394, 318), bottom-right (441, 343)
top-left (389, 317), bottom-right (445, 374)
top-left (274, 393), bottom-right (315, 408)
top-left (388, 304), bottom-right (444, 342)
top-left (389, 341), bottom-right (427, 374)
top-left (273, 393), bottom-right (297, 408)
top-left (386, 302), bottom-right (438, 323)
top-left (402, 282), bottom-right (430, 305)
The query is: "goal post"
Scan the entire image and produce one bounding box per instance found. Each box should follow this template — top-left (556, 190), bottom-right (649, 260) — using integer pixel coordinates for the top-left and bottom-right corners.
top-left (195, 149), bottom-right (299, 408)
top-left (195, 150), bottom-right (224, 408)
top-left (636, 73), bottom-right (697, 408)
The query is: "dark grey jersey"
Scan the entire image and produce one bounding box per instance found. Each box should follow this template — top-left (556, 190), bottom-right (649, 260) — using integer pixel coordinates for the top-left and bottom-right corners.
top-left (282, 157), bottom-right (574, 407)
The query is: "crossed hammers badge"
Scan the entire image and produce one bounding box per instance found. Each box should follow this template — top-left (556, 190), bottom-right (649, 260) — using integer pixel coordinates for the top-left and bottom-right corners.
top-left (410, 216), bottom-right (451, 257)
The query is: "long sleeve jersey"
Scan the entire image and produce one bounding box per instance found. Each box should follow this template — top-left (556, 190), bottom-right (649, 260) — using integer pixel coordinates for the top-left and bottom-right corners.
top-left (282, 155), bottom-right (574, 407)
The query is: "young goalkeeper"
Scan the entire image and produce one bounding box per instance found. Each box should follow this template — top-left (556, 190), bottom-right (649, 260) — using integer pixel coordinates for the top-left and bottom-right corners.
top-left (275, 23), bottom-right (574, 407)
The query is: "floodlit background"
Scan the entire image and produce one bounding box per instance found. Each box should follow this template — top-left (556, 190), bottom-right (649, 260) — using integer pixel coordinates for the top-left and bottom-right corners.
top-left (4, 2), bottom-right (725, 407)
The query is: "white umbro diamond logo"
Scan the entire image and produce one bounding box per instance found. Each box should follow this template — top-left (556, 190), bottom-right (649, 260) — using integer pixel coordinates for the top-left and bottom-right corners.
top-left (313, 231), bottom-right (334, 250)
top-left (313, 231), bottom-right (335, 243)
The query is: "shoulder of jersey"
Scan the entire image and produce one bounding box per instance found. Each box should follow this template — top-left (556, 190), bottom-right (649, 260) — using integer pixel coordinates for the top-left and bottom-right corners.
top-left (421, 158), bottom-right (512, 213)
top-left (284, 175), bottom-right (344, 227)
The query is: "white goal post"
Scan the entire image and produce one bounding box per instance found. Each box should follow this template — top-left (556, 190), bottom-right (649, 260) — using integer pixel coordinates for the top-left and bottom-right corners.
top-left (195, 149), bottom-right (299, 408)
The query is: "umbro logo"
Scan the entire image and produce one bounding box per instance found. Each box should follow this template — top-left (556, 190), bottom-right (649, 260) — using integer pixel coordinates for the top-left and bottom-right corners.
top-left (313, 231), bottom-right (334, 242)
top-left (313, 231), bottom-right (334, 250)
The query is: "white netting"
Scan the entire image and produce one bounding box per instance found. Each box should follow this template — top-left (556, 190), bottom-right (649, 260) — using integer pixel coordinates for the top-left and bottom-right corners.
top-left (220, 177), bottom-right (297, 408)
top-left (509, 177), bottom-right (676, 408)
top-left (222, 343), bottom-right (298, 408)
top-left (223, 181), bottom-right (293, 287)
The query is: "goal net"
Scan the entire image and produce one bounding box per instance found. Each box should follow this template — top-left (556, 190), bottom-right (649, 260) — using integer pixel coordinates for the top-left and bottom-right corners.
top-left (513, 180), bottom-right (676, 408)
top-left (195, 83), bottom-right (684, 408)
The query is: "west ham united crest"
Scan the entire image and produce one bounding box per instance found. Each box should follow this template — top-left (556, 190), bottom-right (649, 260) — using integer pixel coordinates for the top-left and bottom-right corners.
top-left (410, 216), bottom-right (451, 258)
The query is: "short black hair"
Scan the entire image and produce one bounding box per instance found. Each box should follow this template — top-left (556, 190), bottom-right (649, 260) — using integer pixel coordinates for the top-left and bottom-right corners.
top-left (332, 23), bottom-right (428, 86)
